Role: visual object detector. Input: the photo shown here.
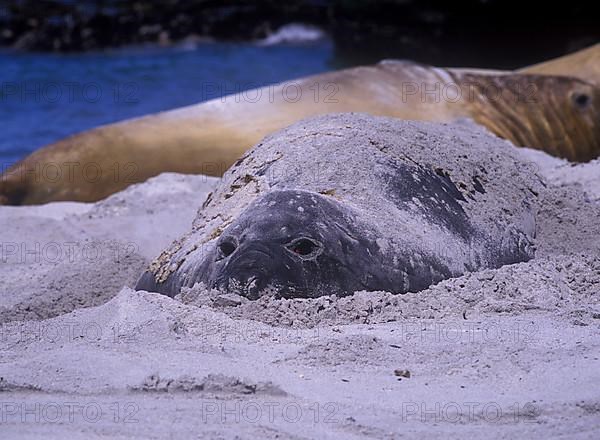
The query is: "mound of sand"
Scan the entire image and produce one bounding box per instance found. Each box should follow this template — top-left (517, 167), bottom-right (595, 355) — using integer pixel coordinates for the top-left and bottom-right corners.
top-left (0, 173), bottom-right (217, 323)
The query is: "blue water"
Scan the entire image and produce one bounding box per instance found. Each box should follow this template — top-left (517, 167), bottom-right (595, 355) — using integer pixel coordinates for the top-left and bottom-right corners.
top-left (0, 41), bottom-right (334, 166)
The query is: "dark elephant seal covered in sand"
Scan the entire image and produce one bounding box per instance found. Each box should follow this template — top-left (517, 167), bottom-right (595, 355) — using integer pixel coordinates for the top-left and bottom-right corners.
top-left (136, 114), bottom-right (543, 299)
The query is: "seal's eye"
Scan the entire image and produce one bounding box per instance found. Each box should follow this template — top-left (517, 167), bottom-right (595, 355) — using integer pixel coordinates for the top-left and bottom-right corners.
top-left (286, 237), bottom-right (322, 258)
top-left (217, 239), bottom-right (237, 259)
top-left (572, 92), bottom-right (591, 109)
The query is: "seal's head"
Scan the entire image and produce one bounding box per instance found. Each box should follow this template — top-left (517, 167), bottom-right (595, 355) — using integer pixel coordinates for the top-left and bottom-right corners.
top-left (198, 190), bottom-right (404, 299)
top-left (0, 166), bottom-right (27, 206)
top-left (457, 73), bottom-right (600, 162)
top-left (137, 189), bottom-right (418, 298)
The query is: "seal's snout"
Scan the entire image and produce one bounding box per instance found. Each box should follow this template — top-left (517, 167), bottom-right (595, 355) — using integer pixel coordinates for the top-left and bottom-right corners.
top-left (0, 171), bottom-right (27, 206)
top-left (222, 241), bottom-right (274, 267)
top-left (215, 241), bottom-right (274, 298)
top-left (217, 271), bottom-right (267, 300)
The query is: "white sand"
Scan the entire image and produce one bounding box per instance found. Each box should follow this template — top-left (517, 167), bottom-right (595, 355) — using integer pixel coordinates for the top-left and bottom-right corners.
top-left (1, 123), bottom-right (599, 439)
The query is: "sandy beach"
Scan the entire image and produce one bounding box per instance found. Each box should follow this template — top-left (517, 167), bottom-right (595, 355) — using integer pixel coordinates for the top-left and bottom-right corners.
top-left (1, 119), bottom-right (599, 439)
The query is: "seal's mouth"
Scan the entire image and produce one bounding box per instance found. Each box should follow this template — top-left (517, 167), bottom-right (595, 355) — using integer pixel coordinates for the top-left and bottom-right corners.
top-left (215, 243), bottom-right (277, 299)
top-left (242, 275), bottom-right (262, 300)
top-left (245, 276), bottom-right (259, 290)
top-left (217, 272), bottom-right (269, 300)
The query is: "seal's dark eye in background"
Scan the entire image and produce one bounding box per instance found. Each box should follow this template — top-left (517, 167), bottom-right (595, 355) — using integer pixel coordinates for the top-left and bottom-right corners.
top-left (218, 239), bottom-right (237, 259)
top-left (286, 237), bottom-right (322, 258)
top-left (572, 93), bottom-right (591, 109)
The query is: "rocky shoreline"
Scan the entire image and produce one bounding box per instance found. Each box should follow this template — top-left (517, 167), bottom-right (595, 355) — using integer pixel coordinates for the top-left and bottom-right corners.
top-left (1, 0), bottom-right (598, 61)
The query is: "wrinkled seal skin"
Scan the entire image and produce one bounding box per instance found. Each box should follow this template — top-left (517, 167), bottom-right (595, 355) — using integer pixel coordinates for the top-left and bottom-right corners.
top-left (2, 44), bottom-right (600, 205)
top-left (446, 71), bottom-right (600, 162)
top-left (136, 115), bottom-right (539, 299)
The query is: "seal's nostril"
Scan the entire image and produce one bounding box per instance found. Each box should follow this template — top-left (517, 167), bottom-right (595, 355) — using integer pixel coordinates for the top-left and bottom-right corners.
top-left (218, 240), bottom-right (237, 258)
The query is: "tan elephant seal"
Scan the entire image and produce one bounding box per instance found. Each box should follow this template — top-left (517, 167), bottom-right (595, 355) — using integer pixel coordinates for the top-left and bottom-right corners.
top-left (2, 57), bottom-right (599, 205)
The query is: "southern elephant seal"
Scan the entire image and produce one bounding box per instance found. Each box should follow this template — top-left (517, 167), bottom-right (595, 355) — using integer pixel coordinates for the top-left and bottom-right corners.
top-left (136, 114), bottom-right (543, 299)
top-left (1, 57), bottom-right (598, 205)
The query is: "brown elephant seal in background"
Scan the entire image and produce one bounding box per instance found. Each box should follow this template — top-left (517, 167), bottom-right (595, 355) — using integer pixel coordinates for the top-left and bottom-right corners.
top-left (1, 51), bottom-right (599, 205)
